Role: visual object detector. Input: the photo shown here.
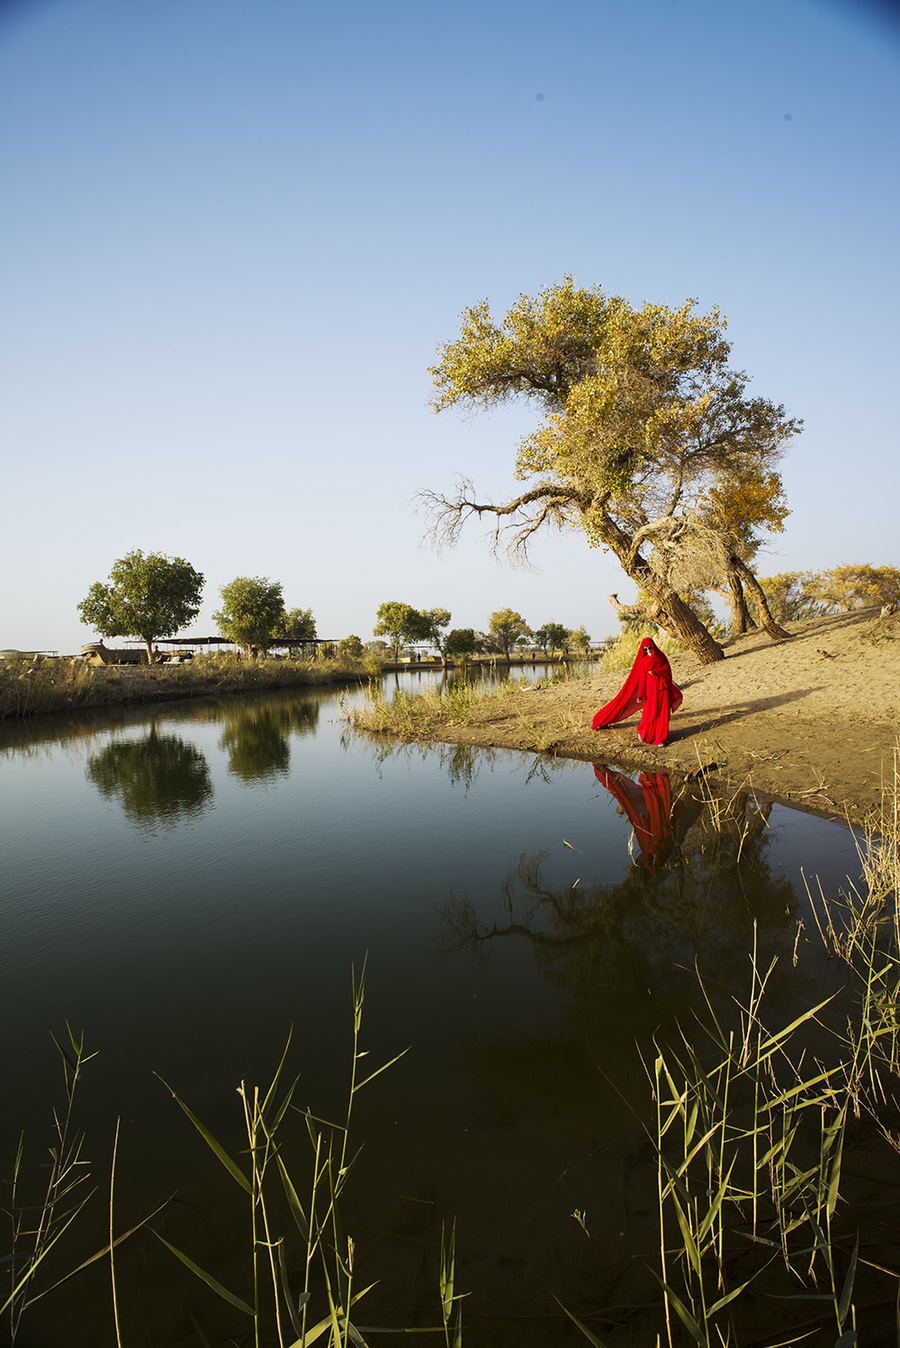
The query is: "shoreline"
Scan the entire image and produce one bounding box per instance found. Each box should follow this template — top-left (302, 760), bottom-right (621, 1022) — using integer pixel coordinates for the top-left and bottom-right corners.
top-left (382, 608), bottom-right (900, 829)
top-left (4, 610), bottom-right (898, 827)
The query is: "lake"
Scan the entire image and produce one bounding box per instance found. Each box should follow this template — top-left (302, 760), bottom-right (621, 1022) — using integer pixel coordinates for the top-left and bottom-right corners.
top-left (0, 671), bottom-right (865, 1346)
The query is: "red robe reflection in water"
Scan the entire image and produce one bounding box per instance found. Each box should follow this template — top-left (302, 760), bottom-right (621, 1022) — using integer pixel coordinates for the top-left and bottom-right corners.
top-left (591, 638), bottom-right (683, 746)
top-left (594, 765), bottom-right (686, 872)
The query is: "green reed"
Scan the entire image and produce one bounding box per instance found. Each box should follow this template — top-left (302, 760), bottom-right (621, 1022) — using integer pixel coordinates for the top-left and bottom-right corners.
top-left (152, 957), bottom-right (467, 1347)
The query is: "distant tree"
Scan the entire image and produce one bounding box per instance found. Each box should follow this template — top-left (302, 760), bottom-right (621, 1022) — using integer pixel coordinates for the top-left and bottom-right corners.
top-left (570, 625), bottom-right (591, 655)
top-left (78, 549), bottom-right (204, 662)
top-left (806, 564), bottom-right (900, 614)
top-left (420, 607), bottom-right (453, 666)
top-left (214, 577), bottom-right (286, 654)
top-left (755, 572), bottom-right (820, 624)
top-left (373, 601), bottom-right (429, 662)
top-left (336, 634), bottom-right (364, 661)
top-left (444, 628), bottom-right (477, 663)
top-left (534, 622), bottom-right (569, 655)
top-left (282, 607), bottom-right (317, 642)
top-left (488, 608), bottom-right (531, 661)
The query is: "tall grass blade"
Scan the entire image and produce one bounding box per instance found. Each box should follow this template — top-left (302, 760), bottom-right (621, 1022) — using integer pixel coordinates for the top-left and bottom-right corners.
top-left (556, 1297), bottom-right (611, 1345)
top-left (152, 1232), bottom-right (255, 1315)
top-left (154, 1073), bottom-right (251, 1193)
top-left (837, 1233), bottom-right (859, 1328)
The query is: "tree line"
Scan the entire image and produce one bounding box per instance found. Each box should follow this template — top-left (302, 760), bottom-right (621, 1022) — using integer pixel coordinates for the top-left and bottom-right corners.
top-left (76, 553), bottom-right (594, 664)
top-left (757, 566), bottom-right (900, 623)
top-left (371, 601), bottom-right (592, 664)
top-left (77, 549), bottom-right (898, 667)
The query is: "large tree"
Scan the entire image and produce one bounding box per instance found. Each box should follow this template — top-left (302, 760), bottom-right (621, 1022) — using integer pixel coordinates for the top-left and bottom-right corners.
top-left (214, 576), bottom-right (286, 654)
top-left (420, 279), bottom-right (802, 664)
top-left (78, 549), bottom-right (204, 662)
top-left (444, 627), bottom-right (477, 663)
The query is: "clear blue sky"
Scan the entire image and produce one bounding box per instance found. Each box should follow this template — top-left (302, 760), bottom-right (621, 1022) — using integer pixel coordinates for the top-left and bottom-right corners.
top-left (2, 0), bottom-right (898, 653)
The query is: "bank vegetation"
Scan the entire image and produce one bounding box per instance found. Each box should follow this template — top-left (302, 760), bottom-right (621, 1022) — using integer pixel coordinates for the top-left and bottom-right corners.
top-left (0, 650), bottom-right (385, 722)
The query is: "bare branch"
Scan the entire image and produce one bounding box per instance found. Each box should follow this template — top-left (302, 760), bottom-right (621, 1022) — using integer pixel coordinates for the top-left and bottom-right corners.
top-left (415, 478), bottom-right (588, 565)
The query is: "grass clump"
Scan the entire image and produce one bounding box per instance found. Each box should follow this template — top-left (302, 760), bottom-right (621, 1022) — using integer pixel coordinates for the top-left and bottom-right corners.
top-left (344, 674), bottom-right (539, 741)
top-left (0, 654), bottom-right (114, 720)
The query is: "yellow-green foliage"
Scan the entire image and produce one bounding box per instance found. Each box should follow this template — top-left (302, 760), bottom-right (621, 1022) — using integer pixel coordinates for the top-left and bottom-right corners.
top-left (759, 565), bottom-right (900, 623)
top-left (599, 628), bottom-right (678, 671)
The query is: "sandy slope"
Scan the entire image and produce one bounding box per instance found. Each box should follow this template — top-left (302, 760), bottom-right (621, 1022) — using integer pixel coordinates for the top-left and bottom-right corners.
top-left (428, 607), bottom-right (900, 827)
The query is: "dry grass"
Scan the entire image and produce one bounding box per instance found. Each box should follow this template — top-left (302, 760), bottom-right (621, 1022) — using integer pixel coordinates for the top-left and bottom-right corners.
top-left (0, 651), bottom-right (384, 721)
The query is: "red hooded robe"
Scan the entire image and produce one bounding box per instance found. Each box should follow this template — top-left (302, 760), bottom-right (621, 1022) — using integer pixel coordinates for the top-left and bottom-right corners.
top-left (591, 638), bottom-right (683, 746)
top-left (594, 765), bottom-right (677, 871)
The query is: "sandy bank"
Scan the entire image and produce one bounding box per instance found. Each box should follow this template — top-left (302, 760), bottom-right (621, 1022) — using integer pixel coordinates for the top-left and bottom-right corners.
top-left (420, 607), bottom-right (900, 827)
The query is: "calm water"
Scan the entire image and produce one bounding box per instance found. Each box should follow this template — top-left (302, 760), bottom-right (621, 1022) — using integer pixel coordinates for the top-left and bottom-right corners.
top-left (0, 672), bottom-right (863, 1346)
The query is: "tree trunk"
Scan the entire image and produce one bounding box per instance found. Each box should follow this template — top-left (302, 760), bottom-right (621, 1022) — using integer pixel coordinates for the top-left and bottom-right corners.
top-left (597, 514), bottom-right (725, 663)
top-left (729, 553), bottom-right (792, 641)
top-left (722, 562), bottom-right (756, 634)
top-left (651, 587), bottom-right (725, 663)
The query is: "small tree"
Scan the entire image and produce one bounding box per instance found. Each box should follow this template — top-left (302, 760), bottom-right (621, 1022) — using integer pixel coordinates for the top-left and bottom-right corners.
top-left (488, 608), bottom-right (531, 661)
top-left (336, 634), bottom-right (364, 661)
top-left (444, 628), bottom-right (477, 663)
top-left (214, 577), bottom-right (286, 654)
top-left (78, 550), bottom-right (204, 662)
top-left (420, 607), bottom-right (452, 666)
top-left (373, 601), bottom-right (428, 662)
top-left (534, 622), bottom-right (569, 656)
top-left (754, 572), bottom-right (820, 623)
top-left (570, 625), bottom-right (591, 655)
top-left (282, 607), bottom-right (317, 642)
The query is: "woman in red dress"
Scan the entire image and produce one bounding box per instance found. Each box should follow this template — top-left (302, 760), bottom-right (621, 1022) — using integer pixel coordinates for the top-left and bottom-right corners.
top-left (591, 638), bottom-right (683, 746)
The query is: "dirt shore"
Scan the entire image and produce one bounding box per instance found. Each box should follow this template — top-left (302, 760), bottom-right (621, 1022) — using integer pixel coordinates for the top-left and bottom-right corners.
top-left (424, 607), bottom-right (900, 828)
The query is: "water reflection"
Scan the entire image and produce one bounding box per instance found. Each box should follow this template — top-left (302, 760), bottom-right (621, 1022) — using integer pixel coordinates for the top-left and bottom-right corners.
top-left (85, 726), bottom-right (213, 829)
top-left (344, 729), bottom-right (495, 793)
top-left (439, 770), bottom-right (797, 1062)
top-left (218, 698), bottom-right (319, 783)
top-left (593, 763), bottom-right (695, 871)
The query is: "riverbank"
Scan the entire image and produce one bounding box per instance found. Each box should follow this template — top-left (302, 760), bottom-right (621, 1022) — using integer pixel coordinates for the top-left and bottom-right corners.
top-left (0, 651), bottom-right (379, 720)
top-left (360, 607), bottom-right (900, 828)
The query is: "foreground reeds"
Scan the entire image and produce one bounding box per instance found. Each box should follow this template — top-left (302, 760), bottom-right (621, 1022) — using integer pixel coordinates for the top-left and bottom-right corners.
top-left (5, 756), bottom-right (899, 1345)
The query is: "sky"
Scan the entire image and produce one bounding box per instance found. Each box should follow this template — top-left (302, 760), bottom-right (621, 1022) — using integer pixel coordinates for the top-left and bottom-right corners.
top-left (1, 0), bottom-right (898, 654)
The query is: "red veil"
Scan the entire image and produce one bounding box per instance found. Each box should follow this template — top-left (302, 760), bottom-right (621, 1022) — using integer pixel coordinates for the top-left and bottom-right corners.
top-left (594, 765), bottom-right (678, 871)
top-left (591, 638), bottom-right (683, 746)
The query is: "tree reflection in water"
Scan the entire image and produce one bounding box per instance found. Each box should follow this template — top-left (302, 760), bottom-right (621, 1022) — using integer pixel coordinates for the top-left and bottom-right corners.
top-left (438, 766), bottom-right (800, 1116)
top-left (85, 726), bottom-right (213, 829)
top-left (218, 696), bottom-right (319, 784)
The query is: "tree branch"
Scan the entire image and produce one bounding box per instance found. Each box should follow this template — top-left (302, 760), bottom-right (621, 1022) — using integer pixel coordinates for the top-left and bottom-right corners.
top-left (416, 478), bottom-right (589, 564)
